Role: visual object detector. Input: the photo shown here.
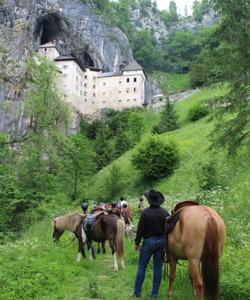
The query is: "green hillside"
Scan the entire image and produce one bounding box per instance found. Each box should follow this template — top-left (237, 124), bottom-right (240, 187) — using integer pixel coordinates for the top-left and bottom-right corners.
top-left (1, 86), bottom-right (249, 300)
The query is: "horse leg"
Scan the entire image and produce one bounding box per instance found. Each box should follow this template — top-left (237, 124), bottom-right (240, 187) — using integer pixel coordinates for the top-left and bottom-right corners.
top-left (167, 256), bottom-right (177, 299)
top-left (108, 239), bottom-right (118, 271)
top-left (76, 237), bottom-right (84, 262)
top-left (87, 241), bottom-right (96, 260)
top-left (97, 242), bottom-right (101, 254)
top-left (188, 259), bottom-right (203, 300)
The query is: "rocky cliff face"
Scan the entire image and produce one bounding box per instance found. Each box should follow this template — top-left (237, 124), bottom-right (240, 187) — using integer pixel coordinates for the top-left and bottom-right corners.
top-left (0, 0), bottom-right (133, 137)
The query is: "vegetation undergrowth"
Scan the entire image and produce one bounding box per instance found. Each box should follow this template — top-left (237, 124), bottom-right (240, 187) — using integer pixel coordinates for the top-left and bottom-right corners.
top-left (1, 85), bottom-right (249, 299)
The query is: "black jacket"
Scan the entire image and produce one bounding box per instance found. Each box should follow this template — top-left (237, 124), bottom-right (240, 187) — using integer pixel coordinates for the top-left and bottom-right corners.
top-left (135, 206), bottom-right (169, 245)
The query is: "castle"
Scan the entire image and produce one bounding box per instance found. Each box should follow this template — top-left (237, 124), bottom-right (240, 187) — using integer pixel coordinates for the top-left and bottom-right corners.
top-left (38, 42), bottom-right (146, 116)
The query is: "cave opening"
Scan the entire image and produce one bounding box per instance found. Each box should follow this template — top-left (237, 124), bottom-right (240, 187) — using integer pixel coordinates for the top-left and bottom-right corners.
top-left (34, 13), bottom-right (66, 45)
top-left (34, 13), bottom-right (96, 68)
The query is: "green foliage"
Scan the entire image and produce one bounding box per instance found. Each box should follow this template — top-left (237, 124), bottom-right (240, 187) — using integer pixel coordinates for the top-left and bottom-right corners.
top-left (187, 103), bottom-right (209, 121)
top-left (153, 98), bottom-right (178, 134)
top-left (95, 126), bottom-right (114, 170)
top-left (207, 0), bottom-right (250, 154)
top-left (127, 111), bottom-right (144, 146)
top-left (115, 127), bottom-right (131, 157)
top-left (103, 163), bottom-right (126, 200)
top-left (197, 160), bottom-right (219, 190)
top-left (62, 134), bottom-right (95, 200)
top-left (192, 0), bottom-right (211, 22)
top-left (131, 136), bottom-right (180, 181)
top-left (190, 63), bottom-right (206, 88)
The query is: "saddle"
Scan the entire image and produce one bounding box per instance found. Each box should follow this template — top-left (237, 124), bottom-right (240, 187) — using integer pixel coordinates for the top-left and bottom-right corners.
top-left (166, 200), bottom-right (199, 234)
top-left (164, 200), bottom-right (199, 262)
top-left (82, 209), bottom-right (106, 238)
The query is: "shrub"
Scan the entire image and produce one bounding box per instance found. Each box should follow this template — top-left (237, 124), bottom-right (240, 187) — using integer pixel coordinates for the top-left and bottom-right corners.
top-left (131, 136), bottom-right (180, 181)
top-left (187, 104), bottom-right (209, 121)
top-left (197, 160), bottom-right (219, 191)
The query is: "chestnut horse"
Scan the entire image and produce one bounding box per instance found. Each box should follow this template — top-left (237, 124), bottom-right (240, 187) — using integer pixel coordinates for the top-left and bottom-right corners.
top-left (166, 204), bottom-right (226, 300)
top-left (52, 212), bottom-right (125, 271)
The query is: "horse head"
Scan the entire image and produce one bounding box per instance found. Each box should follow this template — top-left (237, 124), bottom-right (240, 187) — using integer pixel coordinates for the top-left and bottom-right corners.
top-left (52, 219), bottom-right (64, 243)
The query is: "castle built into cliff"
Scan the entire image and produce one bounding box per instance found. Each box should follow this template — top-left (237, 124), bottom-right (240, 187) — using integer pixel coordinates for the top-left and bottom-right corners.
top-left (38, 42), bottom-right (146, 116)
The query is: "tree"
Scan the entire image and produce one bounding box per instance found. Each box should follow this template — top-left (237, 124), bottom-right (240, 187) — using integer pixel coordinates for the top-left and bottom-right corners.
top-left (115, 126), bottom-right (130, 157)
top-left (63, 134), bottom-right (95, 200)
top-left (169, 0), bottom-right (178, 22)
top-left (153, 98), bottom-right (178, 134)
top-left (209, 0), bottom-right (250, 154)
top-left (18, 55), bottom-right (70, 196)
top-left (127, 111), bottom-right (144, 146)
top-left (103, 163), bottom-right (126, 200)
top-left (131, 136), bottom-right (180, 181)
top-left (95, 126), bottom-right (114, 170)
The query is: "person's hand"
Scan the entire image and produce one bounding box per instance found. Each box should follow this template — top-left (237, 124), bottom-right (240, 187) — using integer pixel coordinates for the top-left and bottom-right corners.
top-left (135, 244), bottom-right (141, 251)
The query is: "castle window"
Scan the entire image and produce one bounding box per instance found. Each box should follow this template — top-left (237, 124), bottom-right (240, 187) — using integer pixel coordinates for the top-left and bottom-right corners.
top-left (44, 48), bottom-right (47, 52)
top-left (92, 101), bottom-right (95, 104)
top-left (102, 101), bottom-right (106, 103)
top-left (118, 99), bottom-right (122, 102)
top-left (93, 93), bottom-right (96, 97)
top-left (63, 65), bottom-right (68, 69)
top-left (126, 88), bottom-right (129, 93)
top-left (103, 92), bottom-right (106, 95)
top-left (103, 82), bottom-right (106, 86)
top-left (119, 81), bottom-right (122, 84)
top-left (84, 99), bottom-right (87, 102)
top-left (84, 92), bottom-right (87, 96)
top-left (84, 75), bottom-right (87, 79)
top-left (127, 99), bottom-right (130, 102)
top-left (126, 78), bottom-right (130, 83)
top-left (63, 74), bottom-right (68, 78)
top-left (134, 77), bottom-right (137, 82)
top-left (93, 85), bottom-right (96, 88)
top-left (134, 87), bottom-right (136, 92)
top-left (133, 98), bottom-right (136, 101)
top-left (84, 83), bottom-right (87, 87)
top-left (119, 91), bottom-right (121, 94)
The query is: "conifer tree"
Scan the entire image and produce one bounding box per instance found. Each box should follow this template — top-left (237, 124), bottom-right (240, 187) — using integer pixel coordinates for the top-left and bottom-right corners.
top-left (95, 126), bottom-right (114, 170)
top-left (153, 98), bottom-right (178, 134)
top-left (115, 126), bottom-right (130, 158)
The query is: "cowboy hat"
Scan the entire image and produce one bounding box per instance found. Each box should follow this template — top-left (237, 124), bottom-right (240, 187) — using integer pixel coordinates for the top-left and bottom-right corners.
top-left (143, 190), bottom-right (165, 206)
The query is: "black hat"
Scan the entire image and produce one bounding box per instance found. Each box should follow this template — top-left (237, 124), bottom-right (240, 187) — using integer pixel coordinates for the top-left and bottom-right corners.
top-left (81, 203), bottom-right (88, 210)
top-left (143, 190), bottom-right (165, 206)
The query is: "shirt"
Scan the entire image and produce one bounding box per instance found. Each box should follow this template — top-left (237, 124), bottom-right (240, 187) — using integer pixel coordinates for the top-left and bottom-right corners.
top-left (135, 206), bottom-right (170, 245)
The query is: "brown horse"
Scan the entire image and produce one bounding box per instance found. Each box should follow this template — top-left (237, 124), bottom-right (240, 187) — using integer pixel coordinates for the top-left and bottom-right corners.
top-left (166, 204), bottom-right (226, 300)
top-left (52, 212), bottom-right (125, 271)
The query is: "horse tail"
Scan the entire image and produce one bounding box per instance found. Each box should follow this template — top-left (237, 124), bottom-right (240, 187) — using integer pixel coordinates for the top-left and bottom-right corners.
top-left (202, 216), bottom-right (219, 300)
top-left (116, 219), bottom-right (125, 261)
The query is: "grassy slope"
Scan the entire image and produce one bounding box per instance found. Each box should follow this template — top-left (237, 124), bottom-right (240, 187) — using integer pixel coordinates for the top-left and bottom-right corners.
top-left (1, 85), bottom-right (250, 300)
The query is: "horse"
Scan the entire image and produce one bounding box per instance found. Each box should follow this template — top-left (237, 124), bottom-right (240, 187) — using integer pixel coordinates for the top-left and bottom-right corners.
top-left (52, 212), bottom-right (125, 271)
top-left (165, 203), bottom-right (226, 300)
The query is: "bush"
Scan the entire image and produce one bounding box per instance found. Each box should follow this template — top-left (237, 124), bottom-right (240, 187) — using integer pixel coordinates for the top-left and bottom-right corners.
top-left (131, 136), bottom-right (180, 181)
top-left (187, 104), bottom-right (209, 121)
top-left (197, 160), bottom-right (219, 191)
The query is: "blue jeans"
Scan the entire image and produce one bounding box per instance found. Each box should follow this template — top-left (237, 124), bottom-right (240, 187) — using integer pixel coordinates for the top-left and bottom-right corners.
top-left (134, 236), bottom-right (165, 297)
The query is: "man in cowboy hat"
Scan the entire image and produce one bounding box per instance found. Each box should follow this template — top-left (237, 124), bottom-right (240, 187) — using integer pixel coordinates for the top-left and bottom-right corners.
top-left (131, 190), bottom-right (170, 298)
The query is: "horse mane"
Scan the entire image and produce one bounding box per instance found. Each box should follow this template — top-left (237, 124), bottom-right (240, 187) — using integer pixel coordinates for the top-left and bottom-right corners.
top-left (53, 213), bottom-right (85, 232)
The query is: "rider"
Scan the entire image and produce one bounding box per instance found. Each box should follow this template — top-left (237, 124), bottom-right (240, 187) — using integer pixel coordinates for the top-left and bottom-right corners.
top-left (81, 202), bottom-right (88, 215)
top-left (111, 201), bottom-right (121, 217)
top-left (120, 201), bottom-right (131, 225)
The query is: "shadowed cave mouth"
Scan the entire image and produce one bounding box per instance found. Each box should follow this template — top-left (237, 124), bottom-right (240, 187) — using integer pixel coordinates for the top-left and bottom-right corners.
top-left (34, 13), bottom-right (95, 68)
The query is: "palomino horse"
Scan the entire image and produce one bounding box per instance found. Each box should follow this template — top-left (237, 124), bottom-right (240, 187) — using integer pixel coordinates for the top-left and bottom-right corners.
top-left (52, 212), bottom-right (125, 271)
top-left (166, 203), bottom-right (226, 300)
